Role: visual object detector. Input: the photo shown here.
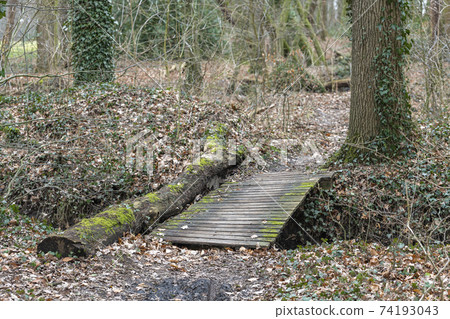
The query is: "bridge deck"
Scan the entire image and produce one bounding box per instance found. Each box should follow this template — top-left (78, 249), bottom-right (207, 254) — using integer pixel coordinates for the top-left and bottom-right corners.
top-left (153, 171), bottom-right (333, 248)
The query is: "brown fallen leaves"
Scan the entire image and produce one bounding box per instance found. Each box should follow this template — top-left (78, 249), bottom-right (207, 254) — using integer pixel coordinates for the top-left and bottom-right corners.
top-left (0, 216), bottom-right (448, 301)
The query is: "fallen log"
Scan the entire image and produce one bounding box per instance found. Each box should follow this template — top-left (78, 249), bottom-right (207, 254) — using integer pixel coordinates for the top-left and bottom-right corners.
top-left (37, 141), bottom-right (243, 257)
top-left (324, 78), bottom-right (350, 92)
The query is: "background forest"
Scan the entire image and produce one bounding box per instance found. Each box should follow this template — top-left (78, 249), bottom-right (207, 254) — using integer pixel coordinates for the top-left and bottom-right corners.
top-left (0, 0), bottom-right (448, 301)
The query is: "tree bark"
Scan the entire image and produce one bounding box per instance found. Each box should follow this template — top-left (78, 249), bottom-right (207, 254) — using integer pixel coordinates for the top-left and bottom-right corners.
top-left (339, 0), bottom-right (411, 160)
top-left (0, 0), bottom-right (18, 74)
top-left (347, 0), bottom-right (381, 143)
top-left (295, 0), bottom-right (325, 64)
top-left (182, 0), bottom-right (203, 94)
top-left (319, 0), bottom-right (328, 40)
top-left (278, 0), bottom-right (292, 57)
top-left (36, 0), bottom-right (53, 72)
top-left (37, 143), bottom-right (243, 257)
top-left (430, 0), bottom-right (441, 44)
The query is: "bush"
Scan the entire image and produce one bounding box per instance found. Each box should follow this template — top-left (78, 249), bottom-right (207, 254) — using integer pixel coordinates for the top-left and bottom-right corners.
top-left (300, 120), bottom-right (449, 245)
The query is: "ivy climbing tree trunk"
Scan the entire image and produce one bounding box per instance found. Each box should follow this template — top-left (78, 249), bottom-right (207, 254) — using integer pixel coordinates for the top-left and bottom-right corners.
top-left (72, 0), bottom-right (115, 84)
top-left (338, 0), bottom-right (413, 161)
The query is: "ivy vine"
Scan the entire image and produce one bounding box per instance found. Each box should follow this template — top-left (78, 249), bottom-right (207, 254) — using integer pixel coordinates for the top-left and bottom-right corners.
top-left (71, 0), bottom-right (116, 85)
top-left (373, 0), bottom-right (414, 155)
top-left (0, 0), bottom-right (6, 20)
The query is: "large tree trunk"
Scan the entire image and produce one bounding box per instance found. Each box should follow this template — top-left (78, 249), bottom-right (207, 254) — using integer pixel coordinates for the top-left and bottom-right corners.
top-left (339, 0), bottom-right (412, 160)
top-left (346, 0), bottom-right (381, 144)
top-left (37, 142), bottom-right (243, 257)
top-left (0, 0), bottom-right (18, 74)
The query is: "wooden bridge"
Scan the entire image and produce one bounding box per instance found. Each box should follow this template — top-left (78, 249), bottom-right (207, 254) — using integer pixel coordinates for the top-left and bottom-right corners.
top-left (153, 171), bottom-right (333, 248)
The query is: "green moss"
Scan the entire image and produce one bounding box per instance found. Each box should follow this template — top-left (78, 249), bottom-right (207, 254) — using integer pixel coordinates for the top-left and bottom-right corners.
top-left (284, 191), bottom-right (308, 196)
top-left (76, 207), bottom-right (135, 240)
top-left (185, 164), bottom-right (195, 174)
top-left (199, 196), bottom-right (214, 204)
top-left (265, 220), bottom-right (285, 226)
top-left (261, 233), bottom-right (278, 238)
top-left (199, 157), bottom-right (213, 167)
top-left (168, 183), bottom-right (184, 193)
top-left (236, 145), bottom-right (247, 156)
top-left (260, 227), bottom-right (280, 233)
top-left (296, 181), bottom-right (316, 188)
top-left (145, 192), bottom-right (160, 202)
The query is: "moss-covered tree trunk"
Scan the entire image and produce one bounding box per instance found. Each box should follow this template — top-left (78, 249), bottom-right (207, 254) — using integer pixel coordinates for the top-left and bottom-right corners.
top-left (338, 0), bottom-right (413, 161)
top-left (295, 0), bottom-right (325, 64)
top-left (37, 142), bottom-right (243, 257)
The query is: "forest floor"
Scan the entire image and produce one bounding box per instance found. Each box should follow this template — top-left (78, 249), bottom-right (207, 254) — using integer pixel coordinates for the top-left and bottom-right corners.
top-left (0, 64), bottom-right (448, 300)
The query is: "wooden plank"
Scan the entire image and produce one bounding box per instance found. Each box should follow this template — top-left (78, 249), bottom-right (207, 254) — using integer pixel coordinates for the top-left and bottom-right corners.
top-left (175, 216), bottom-right (288, 222)
top-left (191, 213), bottom-right (289, 218)
top-left (187, 205), bottom-right (300, 211)
top-left (213, 186), bottom-right (312, 191)
top-left (159, 227), bottom-right (273, 235)
top-left (159, 225), bottom-right (279, 233)
top-left (162, 237), bottom-right (271, 248)
top-left (153, 171), bottom-right (333, 248)
top-left (165, 220), bottom-right (284, 226)
top-left (162, 233), bottom-right (273, 243)
top-left (211, 195), bottom-right (307, 200)
top-left (185, 207), bottom-right (298, 212)
top-left (219, 183), bottom-right (315, 189)
top-left (208, 190), bottom-right (310, 196)
top-left (161, 230), bottom-right (277, 240)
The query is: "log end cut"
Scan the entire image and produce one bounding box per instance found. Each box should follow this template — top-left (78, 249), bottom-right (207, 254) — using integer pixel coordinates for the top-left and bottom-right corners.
top-left (37, 235), bottom-right (87, 257)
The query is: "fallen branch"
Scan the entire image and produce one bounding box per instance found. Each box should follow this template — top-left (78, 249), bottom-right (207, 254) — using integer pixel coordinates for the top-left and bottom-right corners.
top-left (37, 141), bottom-right (243, 257)
top-left (324, 78), bottom-right (350, 92)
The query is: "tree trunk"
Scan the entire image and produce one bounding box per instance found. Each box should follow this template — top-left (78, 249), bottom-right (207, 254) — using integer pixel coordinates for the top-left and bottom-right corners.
top-left (295, 0), bottom-right (325, 64)
top-left (36, 0), bottom-right (56, 73)
top-left (307, 0), bottom-right (318, 29)
top-left (443, 1), bottom-right (450, 37)
top-left (182, 0), bottom-right (203, 94)
top-left (319, 0), bottom-right (328, 40)
top-left (0, 0), bottom-right (18, 74)
top-left (339, 0), bottom-right (412, 160)
top-left (425, 0), bottom-right (445, 115)
top-left (278, 0), bottom-right (292, 57)
top-left (37, 142), bottom-right (244, 257)
top-left (430, 0), bottom-right (441, 43)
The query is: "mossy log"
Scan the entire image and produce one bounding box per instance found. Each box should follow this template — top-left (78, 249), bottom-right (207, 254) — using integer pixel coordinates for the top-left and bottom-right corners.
top-left (37, 143), bottom-right (243, 257)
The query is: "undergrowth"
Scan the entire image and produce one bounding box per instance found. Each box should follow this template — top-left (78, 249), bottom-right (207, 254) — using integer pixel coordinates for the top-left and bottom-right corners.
top-left (301, 116), bottom-right (449, 246)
